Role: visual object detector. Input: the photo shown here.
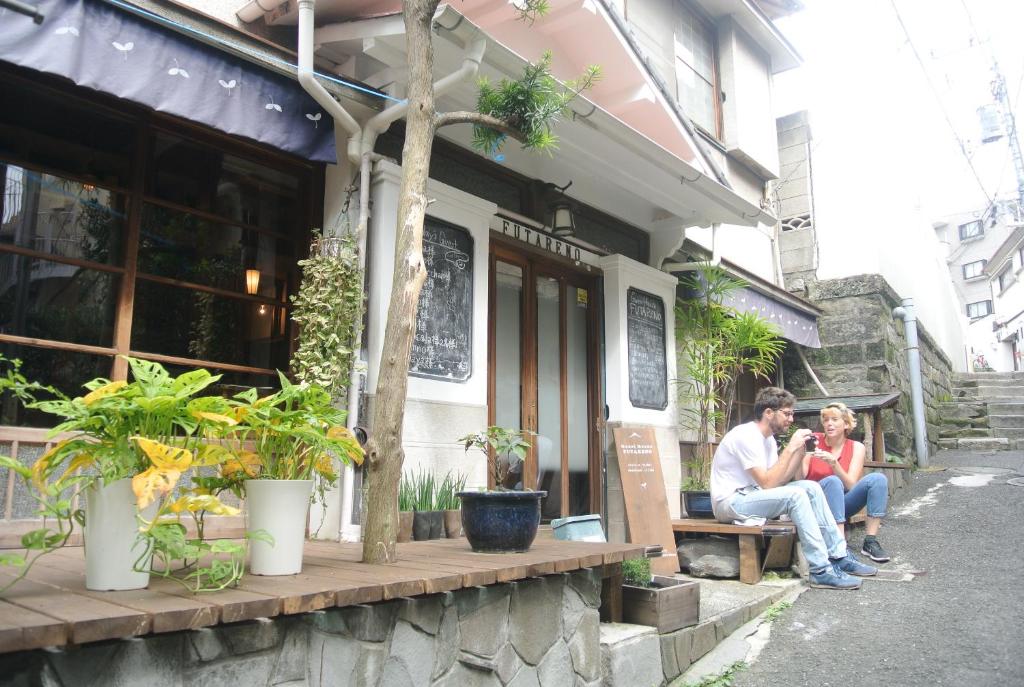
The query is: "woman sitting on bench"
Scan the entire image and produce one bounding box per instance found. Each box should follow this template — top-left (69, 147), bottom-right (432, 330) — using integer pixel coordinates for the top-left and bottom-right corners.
top-left (803, 402), bottom-right (891, 563)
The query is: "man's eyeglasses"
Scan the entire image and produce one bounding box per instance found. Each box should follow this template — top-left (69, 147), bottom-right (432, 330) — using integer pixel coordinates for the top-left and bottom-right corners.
top-left (774, 409), bottom-right (794, 419)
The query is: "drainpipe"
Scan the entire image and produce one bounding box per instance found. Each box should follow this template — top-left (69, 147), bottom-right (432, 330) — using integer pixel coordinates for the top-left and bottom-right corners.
top-left (297, 0), bottom-right (486, 540)
top-left (662, 223), bottom-right (722, 272)
top-left (892, 299), bottom-right (930, 467)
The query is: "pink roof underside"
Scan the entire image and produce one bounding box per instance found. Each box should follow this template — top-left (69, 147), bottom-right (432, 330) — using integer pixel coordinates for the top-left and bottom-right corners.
top-left (340, 0), bottom-right (700, 165)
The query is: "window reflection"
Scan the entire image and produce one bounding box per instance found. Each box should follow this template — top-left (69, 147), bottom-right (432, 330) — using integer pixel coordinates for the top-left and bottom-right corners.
top-left (1, 166), bottom-right (123, 264)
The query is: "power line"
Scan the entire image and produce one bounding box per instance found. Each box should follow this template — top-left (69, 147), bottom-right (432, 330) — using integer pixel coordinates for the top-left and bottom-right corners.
top-left (888, 0), bottom-right (995, 208)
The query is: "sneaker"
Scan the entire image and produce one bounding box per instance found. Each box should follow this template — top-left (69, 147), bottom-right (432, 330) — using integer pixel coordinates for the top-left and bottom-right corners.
top-left (861, 538), bottom-right (891, 563)
top-left (808, 566), bottom-right (861, 590)
top-left (831, 554), bottom-right (877, 577)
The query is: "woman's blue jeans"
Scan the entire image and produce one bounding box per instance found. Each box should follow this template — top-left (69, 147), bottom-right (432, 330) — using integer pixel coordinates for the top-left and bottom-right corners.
top-left (819, 473), bottom-right (888, 523)
top-left (718, 480), bottom-right (847, 572)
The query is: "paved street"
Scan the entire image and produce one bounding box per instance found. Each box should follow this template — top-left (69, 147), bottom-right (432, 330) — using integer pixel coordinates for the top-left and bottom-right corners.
top-left (732, 450), bottom-right (1024, 687)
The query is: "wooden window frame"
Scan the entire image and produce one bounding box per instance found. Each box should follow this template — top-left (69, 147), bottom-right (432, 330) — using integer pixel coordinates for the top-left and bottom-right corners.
top-left (0, 68), bottom-right (322, 385)
top-left (674, 0), bottom-right (723, 140)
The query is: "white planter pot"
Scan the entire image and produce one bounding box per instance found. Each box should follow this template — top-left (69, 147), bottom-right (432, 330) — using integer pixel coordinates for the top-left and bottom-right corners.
top-left (84, 477), bottom-right (155, 591)
top-left (245, 479), bottom-right (313, 576)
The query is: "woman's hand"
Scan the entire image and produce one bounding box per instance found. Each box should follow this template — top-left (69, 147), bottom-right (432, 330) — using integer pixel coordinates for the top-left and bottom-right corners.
top-left (813, 449), bottom-right (838, 468)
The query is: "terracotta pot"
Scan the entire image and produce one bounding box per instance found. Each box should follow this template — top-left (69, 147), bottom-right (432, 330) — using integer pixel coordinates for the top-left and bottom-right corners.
top-left (443, 509), bottom-right (462, 538)
top-left (398, 511), bottom-right (414, 542)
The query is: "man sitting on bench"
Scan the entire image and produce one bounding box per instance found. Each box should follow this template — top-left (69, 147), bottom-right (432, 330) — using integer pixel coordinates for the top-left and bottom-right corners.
top-left (710, 387), bottom-right (877, 590)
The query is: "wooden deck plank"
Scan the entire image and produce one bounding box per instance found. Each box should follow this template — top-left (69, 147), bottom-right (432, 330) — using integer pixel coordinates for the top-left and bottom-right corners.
top-left (0, 574), bottom-right (150, 646)
top-left (0, 599), bottom-right (66, 651)
top-left (26, 557), bottom-right (220, 634)
top-left (0, 539), bottom-right (642, 653)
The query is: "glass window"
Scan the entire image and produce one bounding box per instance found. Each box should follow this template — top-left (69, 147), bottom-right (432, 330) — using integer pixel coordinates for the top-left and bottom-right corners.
top-left (962, 260), bottom-right (986, 279)
top-left (998, 268), bottom-right (1013, 292)
top-left (138, 204), bottom-right (292, 294)
top-left (131, 280), bottom-right (289, 370)
top-left (2, 166), bottom-right (124, 265)
top-left (0, 254), bottom-right (118, 346)
top-left (966, 300), bottom-right (992, 319)
top-left (959, 220), bottom-right (983, 240)
top-left (675, 2), bottom-right (719, 138)
top-left (147, 132), bottom-right (301, 232)
top-left (0, 345), bottom-right (113, 427)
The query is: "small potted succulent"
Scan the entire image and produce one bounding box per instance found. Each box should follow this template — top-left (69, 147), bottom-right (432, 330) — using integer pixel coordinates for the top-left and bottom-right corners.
top-left (457, 426), bottom-right (545, 553)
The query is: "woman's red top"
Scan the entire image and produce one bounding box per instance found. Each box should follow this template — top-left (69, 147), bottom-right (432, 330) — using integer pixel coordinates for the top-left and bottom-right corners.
top-left (805, 432), bottom-right (854, 482)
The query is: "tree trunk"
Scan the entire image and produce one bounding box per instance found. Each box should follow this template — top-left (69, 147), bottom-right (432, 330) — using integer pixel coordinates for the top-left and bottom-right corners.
top-left (361, 0), bottom-right (439, 564)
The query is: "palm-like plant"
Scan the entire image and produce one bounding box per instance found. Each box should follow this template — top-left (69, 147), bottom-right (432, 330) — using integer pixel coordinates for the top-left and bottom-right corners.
top-left (675, 264), bottom-right (785, 489)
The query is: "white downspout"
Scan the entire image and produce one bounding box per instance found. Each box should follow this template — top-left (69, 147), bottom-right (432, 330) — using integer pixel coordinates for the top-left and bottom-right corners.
top-left (662, 223), bottom-right (722, 273)
top-left (297, 0), bottom-right (487, 541)
top-left (892, 299), bottom-right (930, 467)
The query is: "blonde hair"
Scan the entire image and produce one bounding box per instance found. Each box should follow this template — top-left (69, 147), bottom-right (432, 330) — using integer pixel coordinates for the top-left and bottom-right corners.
top-left (820, 402), bottom-right (857, 434)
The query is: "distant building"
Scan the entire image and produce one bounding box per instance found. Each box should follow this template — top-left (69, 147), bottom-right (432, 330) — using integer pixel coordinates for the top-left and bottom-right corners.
top-left (982, 224), bottom-right (1024, 370)
top-left (933, 200), bottom-right (1022, 370)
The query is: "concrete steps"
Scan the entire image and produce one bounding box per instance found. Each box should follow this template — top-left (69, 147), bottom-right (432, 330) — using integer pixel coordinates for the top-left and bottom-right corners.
top-left (939, 372), bottom-right (1024, 451)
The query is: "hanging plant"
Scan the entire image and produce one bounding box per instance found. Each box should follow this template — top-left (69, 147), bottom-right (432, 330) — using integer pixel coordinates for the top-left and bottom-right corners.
top-left (289, 231), bottom-right (363, 401)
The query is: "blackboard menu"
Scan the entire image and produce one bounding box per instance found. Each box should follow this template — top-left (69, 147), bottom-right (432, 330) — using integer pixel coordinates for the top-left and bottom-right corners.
top-left (627, 288), bottom-right (668, 410)
top-left (409, 217), bottom-right (474, 382)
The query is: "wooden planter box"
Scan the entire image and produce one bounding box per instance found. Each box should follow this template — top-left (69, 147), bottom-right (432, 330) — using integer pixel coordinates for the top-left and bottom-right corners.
top-left (622, 576), bottom-right (700, 633)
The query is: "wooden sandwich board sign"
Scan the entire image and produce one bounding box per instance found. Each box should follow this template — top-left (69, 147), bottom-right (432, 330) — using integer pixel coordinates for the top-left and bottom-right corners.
top-left (612, 427), bottom-right (680, 575)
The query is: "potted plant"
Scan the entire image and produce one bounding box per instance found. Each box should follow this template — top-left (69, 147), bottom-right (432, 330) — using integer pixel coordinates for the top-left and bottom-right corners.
top-left (457, 426), bottom-right (545, 553)
top-left (408, 469), bottom-right (443, 541)
top-left (675, 264), bottom-right (785, 517)
top-left (0, 356), bottom-right (241, 591)
top-left (620, 557), bottom-right (700, 633)
top-left (397, 475), bottom-right (415, 543)
top-left (220, 373), bottom-right (364, 576)
top-left (437, 471), bottom-right (467, 538)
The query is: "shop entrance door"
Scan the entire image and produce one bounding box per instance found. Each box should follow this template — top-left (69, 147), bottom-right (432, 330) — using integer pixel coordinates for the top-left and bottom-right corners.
top-left (488, 241), bottom-right (602, 521)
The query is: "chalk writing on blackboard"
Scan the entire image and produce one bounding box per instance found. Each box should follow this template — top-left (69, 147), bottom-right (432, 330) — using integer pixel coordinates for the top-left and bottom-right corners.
top-left (627, 287), bottom-right (667, 410)
top-left (409, 218), bottom-right (474, 382)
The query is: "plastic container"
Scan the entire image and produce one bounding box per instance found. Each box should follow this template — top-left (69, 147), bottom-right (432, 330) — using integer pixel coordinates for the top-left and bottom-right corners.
top-left (551, 514), bottom-right (606, 542)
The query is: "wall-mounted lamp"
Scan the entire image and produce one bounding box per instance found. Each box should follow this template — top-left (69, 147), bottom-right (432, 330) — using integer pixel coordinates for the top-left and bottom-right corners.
top-left (547, 180), bottom-right (575, 238)
top-left (245, 268), bottom-right (260, 296)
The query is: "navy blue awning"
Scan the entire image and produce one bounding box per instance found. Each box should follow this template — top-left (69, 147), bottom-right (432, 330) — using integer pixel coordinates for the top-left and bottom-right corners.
top-left (0, 0), bottom-right (336, 163)
top-left (722, 286), bottom-right (821, 348)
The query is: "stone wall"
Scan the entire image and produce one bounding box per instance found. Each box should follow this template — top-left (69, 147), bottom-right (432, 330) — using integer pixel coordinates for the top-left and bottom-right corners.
top-left (781, 274), bottom-right (955, 459)
top-left (2, 570), bottom-right (605, 687)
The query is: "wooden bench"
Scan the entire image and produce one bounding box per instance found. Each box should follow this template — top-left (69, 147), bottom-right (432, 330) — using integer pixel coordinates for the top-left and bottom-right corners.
top-left (671, 518), bottom-right (796, 585)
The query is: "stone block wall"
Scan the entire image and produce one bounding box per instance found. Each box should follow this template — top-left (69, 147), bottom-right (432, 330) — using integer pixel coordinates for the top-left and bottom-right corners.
top-left (1, 570), bottom-right (605, 687)
top-left (781, 274), bottom-right (954, 459)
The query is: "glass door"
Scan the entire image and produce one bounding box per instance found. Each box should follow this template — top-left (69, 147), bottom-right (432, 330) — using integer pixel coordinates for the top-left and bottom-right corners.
top-left (489, 244), bottom-right (600, 520)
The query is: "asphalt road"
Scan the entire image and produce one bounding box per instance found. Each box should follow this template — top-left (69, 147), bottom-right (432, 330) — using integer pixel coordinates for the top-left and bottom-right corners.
top-left (732, 449), bottom-right (1024, 687)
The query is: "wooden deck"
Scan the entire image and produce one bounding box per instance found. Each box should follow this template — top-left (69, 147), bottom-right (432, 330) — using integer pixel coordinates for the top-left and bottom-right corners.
top-left (0, 538), bottom-right (644, 654)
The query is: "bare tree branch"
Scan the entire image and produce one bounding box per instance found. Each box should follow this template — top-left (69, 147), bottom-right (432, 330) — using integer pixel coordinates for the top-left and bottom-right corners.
top-left (435, 111), bottom-right (527, 144)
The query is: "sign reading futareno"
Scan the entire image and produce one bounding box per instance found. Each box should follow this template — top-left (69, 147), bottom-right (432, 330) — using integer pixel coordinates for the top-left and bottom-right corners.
top-left (490, 215), bottom-right (599, 264)
top-left (626, 287), bottom-right (668, 410)
top-left (409, 218), bottom-right (473, 382)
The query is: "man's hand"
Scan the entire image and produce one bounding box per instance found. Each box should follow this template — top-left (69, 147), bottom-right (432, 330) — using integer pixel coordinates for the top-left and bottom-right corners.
top-left (786, 428), bottom-right (813, 455)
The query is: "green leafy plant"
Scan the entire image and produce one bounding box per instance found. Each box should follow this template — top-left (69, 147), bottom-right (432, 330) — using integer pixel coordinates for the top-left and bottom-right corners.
top-left (0, 356), bottom-right (247, 592)
top-left (473, 51), bottom-right (601, 156)
top-left (217, 372), bottom-right (365, 508)
top-left (407, 468), bottom-right (437, 512)
top-left (398, 474), bottom-right (417, 512)
top-left (676, 264), bottom-right (785, 490)
top-left (290, 232), bottom-right (364, 402)
top-left (459, 427), bottom-right (532, 491)
top-left (621, 557), bottom-right (652, 588)
top-left (685, 661), bottom-right (747, 687)
top-left (436, 471), bottom-right (468, 511)
top-left (762, 600), bottom-right (792, 622)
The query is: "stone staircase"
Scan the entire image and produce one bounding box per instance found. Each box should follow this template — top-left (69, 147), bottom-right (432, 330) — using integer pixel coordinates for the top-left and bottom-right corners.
top-left (938, 371), bottom-right (1024, 451)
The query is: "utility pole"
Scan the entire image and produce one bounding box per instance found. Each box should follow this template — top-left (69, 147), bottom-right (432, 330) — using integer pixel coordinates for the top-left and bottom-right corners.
top-left (989, 67), bottom-right (1024, 210)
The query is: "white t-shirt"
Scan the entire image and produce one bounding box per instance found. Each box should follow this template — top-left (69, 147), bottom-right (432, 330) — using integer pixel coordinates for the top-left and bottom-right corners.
top-left (709, 421), bottom-right (778, 506)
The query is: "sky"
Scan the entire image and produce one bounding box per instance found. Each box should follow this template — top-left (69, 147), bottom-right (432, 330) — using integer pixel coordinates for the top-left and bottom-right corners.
top-left (773, 0), bottom-right (1024, 220)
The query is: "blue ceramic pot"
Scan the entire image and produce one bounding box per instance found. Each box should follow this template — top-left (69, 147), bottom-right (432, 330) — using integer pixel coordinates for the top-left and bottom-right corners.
top-left (457, 490), bottom-right (547, 553)
top-left (682, 490), bottom-right (714, 518)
